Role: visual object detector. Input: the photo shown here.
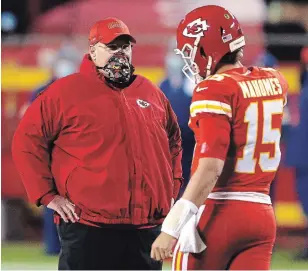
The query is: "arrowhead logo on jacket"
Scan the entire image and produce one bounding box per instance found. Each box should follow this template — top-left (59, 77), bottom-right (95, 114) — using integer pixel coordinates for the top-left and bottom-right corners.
top-left (136, 99), bottom-right (150, 108)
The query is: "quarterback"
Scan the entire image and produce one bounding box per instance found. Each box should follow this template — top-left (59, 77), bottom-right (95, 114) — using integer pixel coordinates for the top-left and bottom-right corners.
top-left (151, 5), bottom-right (288, 270)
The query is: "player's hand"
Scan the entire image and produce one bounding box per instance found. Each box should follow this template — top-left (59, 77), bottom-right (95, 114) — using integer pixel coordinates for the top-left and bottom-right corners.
top-left (151, 232), bottom-right (177, 261)
top-left (47, 195), bottom-right (79, 223)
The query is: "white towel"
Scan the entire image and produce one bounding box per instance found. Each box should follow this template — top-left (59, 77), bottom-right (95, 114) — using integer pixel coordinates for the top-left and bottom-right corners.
top-left (178, 205), bottom-right (207, 253)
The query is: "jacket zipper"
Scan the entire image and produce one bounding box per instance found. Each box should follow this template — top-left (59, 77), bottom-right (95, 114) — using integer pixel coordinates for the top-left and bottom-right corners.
top-left (117, 91), bottom-right (140, 222)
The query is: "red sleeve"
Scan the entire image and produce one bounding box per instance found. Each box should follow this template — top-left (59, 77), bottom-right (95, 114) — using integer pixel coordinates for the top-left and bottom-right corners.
top-left (12, 90), bottom-right (61, 206)
top-left (198, 115), bottom-right (231, 161)
top-left (190, 76), bottom-right (235, 161)
top-left (165, 98), bottom-right (183, 199)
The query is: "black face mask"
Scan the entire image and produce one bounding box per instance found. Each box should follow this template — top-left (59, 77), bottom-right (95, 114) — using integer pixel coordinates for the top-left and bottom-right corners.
top-left (100, 52), bottom-right (135, 85)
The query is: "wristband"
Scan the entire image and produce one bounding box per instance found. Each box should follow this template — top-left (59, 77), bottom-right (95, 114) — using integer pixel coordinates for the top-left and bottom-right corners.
top-left (161, 198), bottom-right (198, 239)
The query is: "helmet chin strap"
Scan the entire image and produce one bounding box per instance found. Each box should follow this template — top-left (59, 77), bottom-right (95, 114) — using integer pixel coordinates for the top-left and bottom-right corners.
top-left (205, 55), bottom-right (213, 78)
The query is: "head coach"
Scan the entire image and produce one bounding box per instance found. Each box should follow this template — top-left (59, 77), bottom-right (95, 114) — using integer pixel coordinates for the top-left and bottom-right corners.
top-left (12, 17), bottom-right (183, 270)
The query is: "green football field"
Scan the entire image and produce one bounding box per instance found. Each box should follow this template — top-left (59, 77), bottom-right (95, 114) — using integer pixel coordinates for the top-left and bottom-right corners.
top-left (2, 242), bottom-right (308, 270)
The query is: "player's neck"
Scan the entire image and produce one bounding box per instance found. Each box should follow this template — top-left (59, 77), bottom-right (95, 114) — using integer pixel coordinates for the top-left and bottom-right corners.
top-left (215, 61), bottom-right (243, 74)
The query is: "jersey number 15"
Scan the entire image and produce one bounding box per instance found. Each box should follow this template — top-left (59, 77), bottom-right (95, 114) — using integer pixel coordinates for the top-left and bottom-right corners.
top-left (235, 99), bottom-right (284, 173)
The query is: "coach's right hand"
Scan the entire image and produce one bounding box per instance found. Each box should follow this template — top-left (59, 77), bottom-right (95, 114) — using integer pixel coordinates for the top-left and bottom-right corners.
top-left (47, 195), bottom-right (79, 223)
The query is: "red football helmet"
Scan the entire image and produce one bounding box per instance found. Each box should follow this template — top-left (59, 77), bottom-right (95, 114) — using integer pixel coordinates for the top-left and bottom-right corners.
top-left (175, 5), bottom-right (245, 82)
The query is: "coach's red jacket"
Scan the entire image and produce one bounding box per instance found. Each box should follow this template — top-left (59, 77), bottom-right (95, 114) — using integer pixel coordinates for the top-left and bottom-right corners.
top-left (12, 55), bottom-right (183, 225)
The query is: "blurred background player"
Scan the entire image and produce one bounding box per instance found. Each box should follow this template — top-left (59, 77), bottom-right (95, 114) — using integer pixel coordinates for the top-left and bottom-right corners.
top-left (286, 47), bottom-right (308, 260)
top-left (151, 5), bottom-right (288, 270)
top-left (160, 41), bottom-right (196, 196)
top-left (264, 0), bottom-right (308, 260)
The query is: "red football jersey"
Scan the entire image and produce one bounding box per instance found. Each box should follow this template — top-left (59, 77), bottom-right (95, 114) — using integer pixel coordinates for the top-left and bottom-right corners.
top-left (189, 66), bottom-right (288, 195)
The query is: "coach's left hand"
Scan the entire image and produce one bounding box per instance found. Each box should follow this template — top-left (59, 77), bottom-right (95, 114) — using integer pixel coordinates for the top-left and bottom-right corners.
top-left (151, 232), bottom-right (177, 261)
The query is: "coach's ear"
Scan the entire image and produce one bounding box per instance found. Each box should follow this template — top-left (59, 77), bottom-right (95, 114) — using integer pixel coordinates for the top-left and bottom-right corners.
top-left (89, 45), bottom-right (96, 61)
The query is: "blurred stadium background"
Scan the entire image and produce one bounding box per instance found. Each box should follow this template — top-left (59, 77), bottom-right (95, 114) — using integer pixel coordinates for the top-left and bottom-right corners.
top-left (2, 0), bottom-right (308, 269)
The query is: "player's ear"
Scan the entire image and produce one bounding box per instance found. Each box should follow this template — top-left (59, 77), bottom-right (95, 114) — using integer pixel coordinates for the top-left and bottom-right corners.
top-left (236, 49), bottom-right (244, 61)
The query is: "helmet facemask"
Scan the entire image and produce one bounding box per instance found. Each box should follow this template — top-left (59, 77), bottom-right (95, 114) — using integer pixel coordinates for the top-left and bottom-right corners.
top-left (175, 36), bottom-right (245, 84)
top-left (175, 38), bottom-right (214, 84)
top-left (175, 43), bottom-right (200, 84)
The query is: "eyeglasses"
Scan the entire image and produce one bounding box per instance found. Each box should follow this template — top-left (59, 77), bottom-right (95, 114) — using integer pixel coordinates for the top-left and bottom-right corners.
top-left (105, 43), bottom-right (132, 52)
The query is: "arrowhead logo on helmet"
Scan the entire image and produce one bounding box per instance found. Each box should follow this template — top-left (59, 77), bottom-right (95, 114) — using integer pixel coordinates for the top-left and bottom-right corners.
top-left (183, 18), bottom-right (209, 38)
